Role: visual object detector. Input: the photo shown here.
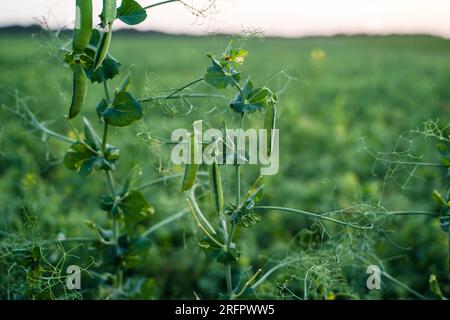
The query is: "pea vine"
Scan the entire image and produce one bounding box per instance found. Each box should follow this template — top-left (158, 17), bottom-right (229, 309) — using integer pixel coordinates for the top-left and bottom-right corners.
top-left (5, 0), bottom-right (447, 300)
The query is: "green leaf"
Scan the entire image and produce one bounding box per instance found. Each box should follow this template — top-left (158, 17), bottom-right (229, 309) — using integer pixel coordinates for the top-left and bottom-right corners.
top-left (226, 201), bottom-right (261, 228)
top-left (204, 55), bottom-right (241, 89)
top-left (96, 98), bottom-right (108, 117)
top-left (198, 237), bottom-right (240, 264)
top-left (117, 0), bottom-right (147, 25)
top-left (100, 190), bottom-right (154, 223)
top-left (230, 79), bottom-right (274, 113)
top-left (63, 121), bottom-right (119, 175)
top-left (63, 142), bottom-right (99, 175)
top-left (221, 48), bottom-right (248, 67)
top-left (101, 92), bottom-right (143, 127)
top-left (81, 45), bottom-right (121, 83)
top-left (119, 191), bottom-right (155, 224)
top-left (225, 176), bottom-right (264, 228)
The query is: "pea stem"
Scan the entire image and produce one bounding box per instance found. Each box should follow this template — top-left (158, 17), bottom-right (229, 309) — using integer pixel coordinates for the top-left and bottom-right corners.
top-left (224, 112), bottom-right (245, 297)
top-left (144, 0), bottom-right (179, 10)
top-left (165, 77), bottom-right (204, 99)
top-left (103, 80), bottom-right (112, 103)
top-left (139, 93), bottom-right (229, 103)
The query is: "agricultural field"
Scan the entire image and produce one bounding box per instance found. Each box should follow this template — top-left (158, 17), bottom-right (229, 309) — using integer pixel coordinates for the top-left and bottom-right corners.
top-left (0, 30), bottom-right (449, 300)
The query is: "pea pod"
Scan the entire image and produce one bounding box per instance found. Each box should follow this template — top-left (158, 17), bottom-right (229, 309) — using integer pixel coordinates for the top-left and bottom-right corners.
top-left (73, 0), bottom-right (92, 52)
top-left (209, 162), bottom-right (223, 214)
top-left (264, 102), bottom-right (276, 157)
top-left (68, 62), bottom-right (87, 119)
top-left (102, 0), bottom-right (117, 26)
top-left (94, 29), bottom-right (112, 70)
top-left (182, 132), bottom-right (199, 191)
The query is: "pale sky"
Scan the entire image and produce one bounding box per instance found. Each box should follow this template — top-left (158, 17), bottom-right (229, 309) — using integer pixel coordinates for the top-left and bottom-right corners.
top-left (1, 0), bottom-right (450, 37)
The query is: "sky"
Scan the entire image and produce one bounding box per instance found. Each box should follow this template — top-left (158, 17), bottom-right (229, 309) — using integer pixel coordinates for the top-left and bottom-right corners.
top-left (1, 0), bottom-right (450, 38)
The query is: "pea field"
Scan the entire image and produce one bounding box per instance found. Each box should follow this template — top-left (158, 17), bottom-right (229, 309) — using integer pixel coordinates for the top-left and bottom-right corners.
top-left (0, 27), bottom-right (449, 299)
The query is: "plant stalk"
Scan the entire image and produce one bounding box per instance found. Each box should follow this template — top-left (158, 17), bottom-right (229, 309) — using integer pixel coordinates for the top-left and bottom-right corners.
top-left (144, 0), bottom-right (179, 10)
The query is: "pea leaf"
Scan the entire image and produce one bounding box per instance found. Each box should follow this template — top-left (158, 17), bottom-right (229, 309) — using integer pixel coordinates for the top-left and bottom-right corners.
top-left (198, 237), bottom-right (240, 264)
top-left (63, 142), bottom-right (99, 175)
top-left (101, 92), bottom-right (143, 127)
top-left (117, 0), bottom-right (147, 25)
top-left (96, 98), bottom-right (108, 117)
top-left (225, 176), bottom-right (264, 228)
top-left (204, 55), bottom-right (241, 89)
top-left (63, 119), bottom-right (119, 175)
top-left (80, 46), bottom-right (121, 83)
top-left (230, 78), bottom-right (273, 113)
top-left (221, 48), bottom-right (248, 67)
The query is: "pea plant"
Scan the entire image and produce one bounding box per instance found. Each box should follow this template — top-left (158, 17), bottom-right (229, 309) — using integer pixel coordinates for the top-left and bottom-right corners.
top-left (364, 121), bottom-right (450, 282)
top-left (432, 138), bottom-right (450, 271)
top-left (4, 0), bottom-right (380, 299)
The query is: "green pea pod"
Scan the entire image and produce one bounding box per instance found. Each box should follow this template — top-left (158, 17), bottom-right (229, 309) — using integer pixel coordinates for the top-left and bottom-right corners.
top-left (182, 133), bottom-right (199, 191)
top-left (73, 0), bottom-right (92, 52)
top-left (209, 162), bottom-right (223, 214)
top-left (102, 0), bottom-right (117, 26)
top-left (68, 63), bottom-right (87, 119)
top-left (94, 29), bottom-right (112, 70)
top-left (264, 102), bottom-right (276, 157)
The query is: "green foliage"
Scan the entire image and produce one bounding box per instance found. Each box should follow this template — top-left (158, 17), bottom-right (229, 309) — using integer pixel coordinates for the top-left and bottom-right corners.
top-left (100, 190), bottom-right (154, 224)
top-left (63, 119), bottom-right (119, 174)
top-left (198, 237), bottom-right (241, 264)
top-left (204, 54), bottom-right (241, 89)
top-left (117, 0), bottom-right (147, 25)
top-left (1, 25), bottom-right (450, 300)
top-left (101, 92), bottom-right (143, 127)
top-left (230, 78), bottom-right (275, 113)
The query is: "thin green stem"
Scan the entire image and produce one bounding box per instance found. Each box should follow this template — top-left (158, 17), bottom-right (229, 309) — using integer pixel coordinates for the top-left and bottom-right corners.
top-left (375, 210), bottom-right (438, 217)
top-left (103, 80), bottom-right (112, 103)
top-left (102, 123), bottom-right (109, 151)
top-left (137, 172), bottom-right (209, 191)
top-left (139, 93), bottom-right (229, 103)
top-left (234, 82), bottom-right (244, 96)
top-left (105, 170), bottom-right (116, 196)
top-left (137, 173), bottom-right (184, 190)
top-left (144, 0), bottom-right (179, 10)
top-left (165, 77), bottom-right (204, 99)
top-left (251, 258), bottom-right (302, 290)
top-left (225, 266), bottom-right (233, 296)
top-left (224, 112), bottom-right (245, 297)
top-left (254, 206), bottom-right (373, 230)
top-left (142, 209), bottom-right (188, 237)
top-left (2, 104), bottom-right (75, 144)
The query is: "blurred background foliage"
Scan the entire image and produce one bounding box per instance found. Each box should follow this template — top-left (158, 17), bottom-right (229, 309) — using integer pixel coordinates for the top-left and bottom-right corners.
top-left (0, 31), bottom-right (449, 299)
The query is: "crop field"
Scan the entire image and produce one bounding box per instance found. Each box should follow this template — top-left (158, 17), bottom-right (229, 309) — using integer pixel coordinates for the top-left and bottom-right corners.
top-left (0, 30), bottom-right (449, 300)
